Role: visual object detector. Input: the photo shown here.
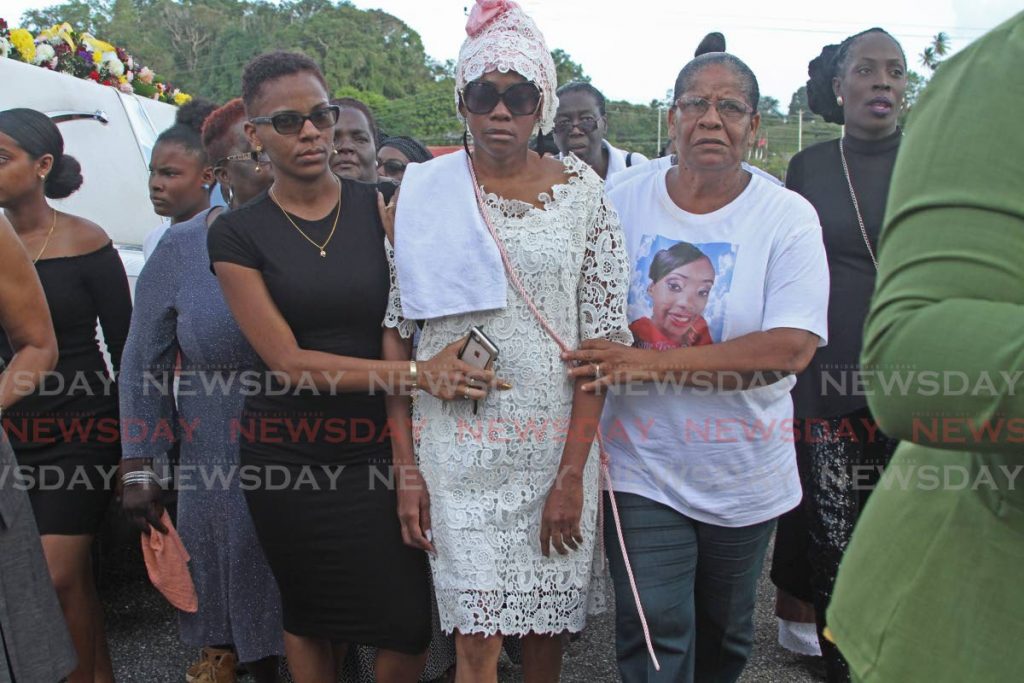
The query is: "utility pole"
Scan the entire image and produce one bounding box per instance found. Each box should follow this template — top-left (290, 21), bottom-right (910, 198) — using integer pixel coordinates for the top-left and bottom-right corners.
top-left (798, 109), bottom-right (803, 151)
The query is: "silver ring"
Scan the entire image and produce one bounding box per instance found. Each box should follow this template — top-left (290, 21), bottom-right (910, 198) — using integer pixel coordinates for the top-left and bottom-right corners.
top-left (463, 388), bottom-right (471, 399)
top-left (593, 363), bottom-right (601, 377)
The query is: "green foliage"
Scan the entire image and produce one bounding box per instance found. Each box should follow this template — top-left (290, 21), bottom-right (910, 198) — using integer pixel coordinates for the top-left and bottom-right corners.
top-left (787, 85), bottom-right (810, 119)
top-left (551, 48), bottom-right (588, 86)
top-left (758, 95), bottom-right (782, 119)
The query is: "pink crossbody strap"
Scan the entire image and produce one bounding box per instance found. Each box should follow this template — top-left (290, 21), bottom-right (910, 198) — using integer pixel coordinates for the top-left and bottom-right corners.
top-left (466, 154), bottom-right (660, 671)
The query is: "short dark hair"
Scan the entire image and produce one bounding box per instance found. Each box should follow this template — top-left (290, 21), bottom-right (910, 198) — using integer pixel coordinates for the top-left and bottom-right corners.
top-left (0, 107), bottom-right (83, 199)
top-left (330, 97), bottom-right (379, 147)
top-left (673, 53), bottom-right (760, 112)
top-left (649, 242), bottom-right (713, 283)
top-left (201, 98), bottom-right (247, 164)
top-left (556, 82), bottom-right (606, 116)
top-left (175, 97), bottom-right (219, 134)
top-left (242, 51), bottom-right (327, 111)
top-left (155, 124), bottom-right (208, 165)
top-left (806, 28), bottom-right (905, 125)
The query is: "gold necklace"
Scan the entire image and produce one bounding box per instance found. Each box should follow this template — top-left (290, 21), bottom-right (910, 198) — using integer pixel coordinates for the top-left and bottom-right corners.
top-left (33, 209), bottom-right (58, 264)
top-left (269, 176), bottom-right (342, 258)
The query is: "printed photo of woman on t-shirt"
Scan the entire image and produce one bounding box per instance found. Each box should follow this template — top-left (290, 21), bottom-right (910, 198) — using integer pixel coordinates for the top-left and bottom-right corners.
top-left (630, 241), bottom-right (716, 350)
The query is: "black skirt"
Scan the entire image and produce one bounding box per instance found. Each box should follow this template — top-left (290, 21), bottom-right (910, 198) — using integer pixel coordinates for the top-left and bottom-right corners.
top-left (242, 453), bottom-right (431, 653)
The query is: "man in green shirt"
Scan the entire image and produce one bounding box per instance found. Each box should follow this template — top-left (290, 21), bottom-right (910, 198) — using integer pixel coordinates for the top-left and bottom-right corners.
top-left (828, 11), bottom-right (1024, 682)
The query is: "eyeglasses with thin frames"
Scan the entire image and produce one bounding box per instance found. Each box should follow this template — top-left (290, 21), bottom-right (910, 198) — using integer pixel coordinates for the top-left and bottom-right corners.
top-left (214, 150), bottom-right (270, 170)
top-left (675, 97), bottom-right (753, 121)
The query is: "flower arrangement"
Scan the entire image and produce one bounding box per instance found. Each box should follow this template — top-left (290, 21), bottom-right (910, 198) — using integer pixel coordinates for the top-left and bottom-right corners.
top-left (0, 18), bottom-right (192, 106)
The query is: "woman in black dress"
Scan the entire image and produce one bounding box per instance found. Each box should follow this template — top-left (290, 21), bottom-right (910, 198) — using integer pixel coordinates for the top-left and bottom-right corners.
top-left (0, 107), bottom-right (130, 683)
top-left (770, 29), bottom-right (905, 682)
top-left (208, 52), bottom-right (498, 683)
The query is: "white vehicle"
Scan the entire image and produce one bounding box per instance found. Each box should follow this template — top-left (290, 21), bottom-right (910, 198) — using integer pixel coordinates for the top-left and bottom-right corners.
top-left (0, 58), bottom-right (177, 292)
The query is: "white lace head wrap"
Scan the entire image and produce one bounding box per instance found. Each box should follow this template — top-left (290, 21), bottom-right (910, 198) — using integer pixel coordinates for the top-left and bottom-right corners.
top-left (455, 0), bottom-right (558, 134)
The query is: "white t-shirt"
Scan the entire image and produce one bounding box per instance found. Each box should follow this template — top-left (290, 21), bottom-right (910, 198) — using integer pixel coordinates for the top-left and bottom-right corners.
top-left (602, 169), bottom-right (829, 527)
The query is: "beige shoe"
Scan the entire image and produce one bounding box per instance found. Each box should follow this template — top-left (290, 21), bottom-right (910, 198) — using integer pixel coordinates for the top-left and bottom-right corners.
top-left (185, 647), bottom-right (237, 683)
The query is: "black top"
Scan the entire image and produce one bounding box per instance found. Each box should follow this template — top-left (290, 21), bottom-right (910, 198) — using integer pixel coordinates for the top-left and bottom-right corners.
top-left (0, 241), bottom-right (132, 453)
top-left (788, 128), bottom-right (901, 419)
top-left (207, 177), bottom-right (397, 465)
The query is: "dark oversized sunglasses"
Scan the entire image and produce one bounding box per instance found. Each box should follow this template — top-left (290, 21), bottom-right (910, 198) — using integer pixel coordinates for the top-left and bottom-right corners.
top-left (460, 81), bottom-right (542, 117)
top-left (378, 159), bottom-right (407, 176)
top-left (250, 105), bottom-right (341, 135)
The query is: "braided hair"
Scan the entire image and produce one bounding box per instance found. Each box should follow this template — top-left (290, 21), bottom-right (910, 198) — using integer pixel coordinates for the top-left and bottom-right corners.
top-left (806, 28), bottom-right (905, 124)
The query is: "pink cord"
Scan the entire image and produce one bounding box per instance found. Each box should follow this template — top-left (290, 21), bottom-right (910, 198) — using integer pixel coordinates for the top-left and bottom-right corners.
top-left (466, 153), bottom-right (661, 671)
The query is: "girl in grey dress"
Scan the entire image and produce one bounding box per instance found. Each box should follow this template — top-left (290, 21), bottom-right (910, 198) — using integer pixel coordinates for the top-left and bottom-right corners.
top-left (119, 113), bottom-right (284, 681)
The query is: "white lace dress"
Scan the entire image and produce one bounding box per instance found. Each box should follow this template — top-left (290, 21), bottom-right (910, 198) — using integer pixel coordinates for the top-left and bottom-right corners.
top-left (387, 156), bottom-right (632, 636)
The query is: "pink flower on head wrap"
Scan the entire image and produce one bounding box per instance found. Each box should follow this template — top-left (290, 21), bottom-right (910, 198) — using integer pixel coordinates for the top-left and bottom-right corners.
top-left (466, 0), bottom-right (516, 36)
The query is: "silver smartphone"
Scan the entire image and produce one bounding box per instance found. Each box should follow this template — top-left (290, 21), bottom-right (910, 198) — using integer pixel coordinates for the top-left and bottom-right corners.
top-left (458, 326), bottom-right (499, 370)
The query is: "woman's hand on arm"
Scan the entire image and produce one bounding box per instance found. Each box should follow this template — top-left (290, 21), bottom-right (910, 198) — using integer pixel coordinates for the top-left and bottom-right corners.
top-left (119, 458), bottom-right (167, 534)
top-left (562, 328), bottom-right (819, 393)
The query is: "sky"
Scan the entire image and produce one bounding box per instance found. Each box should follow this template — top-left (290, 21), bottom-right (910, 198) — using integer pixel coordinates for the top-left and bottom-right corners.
top-left (4, 0), bottom-right (1020, 106)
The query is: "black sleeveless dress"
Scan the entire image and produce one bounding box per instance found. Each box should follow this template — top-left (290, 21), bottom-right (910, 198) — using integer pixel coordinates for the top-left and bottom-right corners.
top-left (207, 178), bottom-right (430, 652)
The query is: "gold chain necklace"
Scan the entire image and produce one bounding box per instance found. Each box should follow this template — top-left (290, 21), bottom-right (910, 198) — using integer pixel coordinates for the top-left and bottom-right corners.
top-left (838, 138), bottom-right (878, 270)
top-left (269, 176), bottom-right (342, 258)
top-left (32, 209), bottom-right (58, 264)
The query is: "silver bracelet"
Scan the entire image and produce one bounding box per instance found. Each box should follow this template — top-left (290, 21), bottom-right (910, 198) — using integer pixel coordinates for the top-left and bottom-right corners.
top-left (121, 470), bottom-right (162, 487)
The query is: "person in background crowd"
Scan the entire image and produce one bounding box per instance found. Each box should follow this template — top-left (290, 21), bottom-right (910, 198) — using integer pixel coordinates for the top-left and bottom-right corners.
top-left (828, 12), bottom-right (1024, 683)
top-left (386, 2), bottom-right (631, 680)
top-left (176, 97), bottom-right (229, 210)
top-left (552, 81), bottom-right (648, 184)
top-left (769, 27), bottom-right (906, 681)
top-left (0, 107), bottom-right (131, 683)
top-left (142, 124), bottom-right (215, 259)
top-left (377, 135), bottom-right (433, 184)
top-left (562, 51), bottom-right (829, 682)
top-left (208, 51), bottom-right (492, 683)
top-left (0, 213), bottom-right (76, 683)
top-left (119, 97), bottom-right (284, 683)
top-left (330, 97), bottom-right (379, 182)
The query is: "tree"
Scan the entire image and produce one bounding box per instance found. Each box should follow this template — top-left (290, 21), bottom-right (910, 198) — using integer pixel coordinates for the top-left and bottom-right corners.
top-left (920, 32), bottom-right (950, 72)
top-left (758, 95), bottom-right (782, 119)
top-left (788, 85), bottom-right (810, 120)
top-left (550, 48), bottom-right (588, 86)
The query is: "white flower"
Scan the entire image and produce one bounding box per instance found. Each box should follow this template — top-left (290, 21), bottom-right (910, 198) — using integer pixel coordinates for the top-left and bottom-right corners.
top-left (0, 37), bottom-right (10, 60)
top-left (33, 43), bottom-right (56, 65)
top-left (102, 52), bottom-right (125, 77)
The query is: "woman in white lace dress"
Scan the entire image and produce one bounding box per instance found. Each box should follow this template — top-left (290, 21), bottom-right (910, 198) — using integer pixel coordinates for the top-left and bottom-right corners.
top-left (385, 2), bottom-right (631, 680)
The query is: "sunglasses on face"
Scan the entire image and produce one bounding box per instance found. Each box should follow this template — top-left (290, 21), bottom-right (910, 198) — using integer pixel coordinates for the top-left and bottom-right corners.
top-left (552, 116), bottom-right (600, 135)
top-left (214, 150), bottom-right (270, 169)
top-left (675, 97), bottom-right (752, 121)
top-left (377, 159), bottom-right (407, 176)
top-left (249, 105), bottom-right (341, 135)
top-left (460, 81), bottom-right (542, 117)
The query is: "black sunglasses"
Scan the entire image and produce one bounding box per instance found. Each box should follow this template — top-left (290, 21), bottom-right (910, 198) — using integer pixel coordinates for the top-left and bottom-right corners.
top-left (378, 159), bottom-right (407, 176)
top-left (460, 81), bottom-right (542, 117)
top-left (250, 105), bottom-right (341, 135)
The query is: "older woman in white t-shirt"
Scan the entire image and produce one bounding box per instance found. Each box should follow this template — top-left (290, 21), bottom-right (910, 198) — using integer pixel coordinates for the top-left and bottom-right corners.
top-left (562, 53), bottom-right (829, 683)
